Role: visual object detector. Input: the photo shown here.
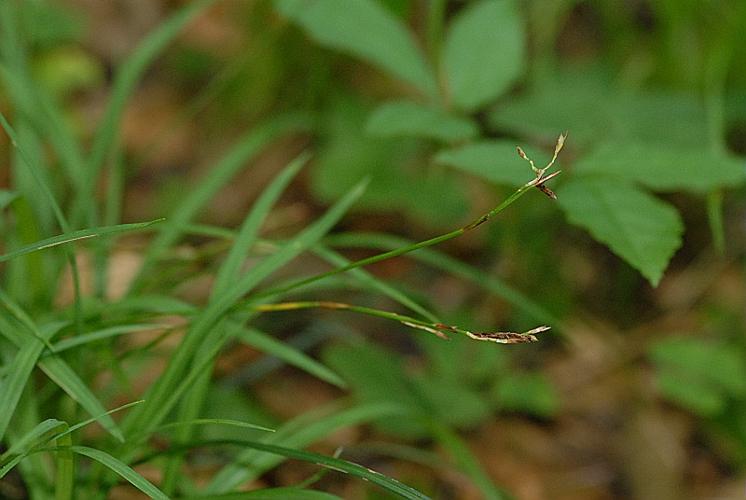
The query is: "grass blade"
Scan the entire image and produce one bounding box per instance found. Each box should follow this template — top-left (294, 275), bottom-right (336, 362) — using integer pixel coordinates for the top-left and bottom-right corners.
top-left (123, 179), bottom-right (368, 440)
top-left (325, 232), bottom-right (560, 327)
top-left (205, 402), bottom-right (407, 493)
top-left (84, 0), bottom-right (216, 210)
top-left (213, 152), bottom-right (308, 296)
top-left (0, 338), bottom-right (46, 441)
top-left (130, 114), bottom-right (310, 292)
top-left (0, 219), bottom-right (163, 263)
top-left (182, 488), bottom-right (342, 499)
top-left (234, 326), bottom-right (346, 388)
top-left (70, 446), bottom-right (169, 500)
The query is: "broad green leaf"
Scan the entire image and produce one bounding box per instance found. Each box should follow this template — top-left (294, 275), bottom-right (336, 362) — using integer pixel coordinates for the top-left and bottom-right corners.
top-left (414, 375), bottom-right (491, 429)
top-left (574, 142), bottom-right (746, 193)
top-left (70, 446), bottom-right (169, 500)
top-left (313, 96), bottom-right (468, 225)
top-left (434, 140), bottom-right (536, 186)
top-left (655, 372), bottom-right (723, 416)
top-left (493, 373), bottom-right (559, 418)
top-left (442, 0), bottom-right (525, 111)
top-left (323, 343), bottom-right (427, 438)
top-left (489, 70), bottom-right (709, 148)
top-left (650, 338), bottom-right (746, 414)
top-left (366, 101), bottom-right (478, 141)
top-left (275, 0), bottom-right (436, 96)
top-left (557, 178), bottom-right (683, 286)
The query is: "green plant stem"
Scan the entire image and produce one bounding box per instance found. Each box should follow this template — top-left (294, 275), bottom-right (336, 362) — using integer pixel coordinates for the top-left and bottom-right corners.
top-left (249, 300), bottom-right (547, 344)
top-left (253, 179), bottom-right (541, 302)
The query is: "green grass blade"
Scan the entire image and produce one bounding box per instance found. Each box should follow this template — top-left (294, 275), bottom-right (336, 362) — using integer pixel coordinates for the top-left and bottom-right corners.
top-left (84, 0), bottom-right (215, 209)
top-left (325, 232), bottom-right (560, 327)
top-left (130, 114), bottom-right (310, 292)
top-left (429, 423), bottom-right (507, 500)
top-left (49, 324), bottom-right (166, 355)
top-left (182, 488), bottom-right (342, 499)
top-left (0, 219), bottom-right (163, 263)
top-left (312, 244), bottom-right (438, 322)
top-left (123, 179), bottom-right (368, 438)
top-left (70, 446), bottom-right (169, 500)
top-left (0, 419), bottom-right (66, 464)
top-left (213, 152), bottom-right (308, 296)
top-left (205, 402), bottom-right (407, 493)
top-left (234, 326), bottom-right (346, 388)
top-left (172, 439), bottom-right (429, 499)
top-left (0, 338), bottom-right (46, 440)
top-left (55, 432), bottom-right (74, 500)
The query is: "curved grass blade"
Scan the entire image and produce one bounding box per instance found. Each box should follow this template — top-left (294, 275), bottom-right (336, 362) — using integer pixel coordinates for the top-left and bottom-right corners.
top-left (0, 335), bottom-right (47, 441)
top-left (49, 324), bottom-right (168, 355)
top-left (205, 402), bottom-right (407, 493)
top-left (130, 114), bottom-right (310, 292)
top-left (325, 232), bottom-right (560, 327)
top-left (312, 245), bottom-right (438, 323)
top-left (84, 0), bottom-right (216, 197)
top-left (234, 326), bottom-right (346, 388)
top-left (156, 439), bottom-right (429, 500)
top-left (0, 312), bottom-right (123, 442)
top-left (213, 152), bottom-right (309, 296)
top-left (70, 446), bottom-right (168, 500)
top-left (182, 488), bottom-right (342, 499)
top-left (0, 219), bottom-right (163, 263)
top-left (122, 179), bottom-right (368, 440)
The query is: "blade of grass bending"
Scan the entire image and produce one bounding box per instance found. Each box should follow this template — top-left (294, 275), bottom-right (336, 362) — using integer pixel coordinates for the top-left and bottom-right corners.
top-left (0, 111), bottom-right (85, 332)
top-left (130, 113), bottom-right (310, 293)
top-left (69, 446), bottom-right (169, 500)
top-left (213, 151), bottom-right (309, 296)
top-left (148, 439), bottom-right (430, 500)
top-left (122, 179), bottom-right (368, 441)
top-left (0, 313), bottom-right (123, 442)
top-left (253, 178), bottom-right (547, 302)
top-left (162, 155), bottom-right (313, 492)
top-left (248, 301), bottom-right (547, 344)
top-left (235, 326), bottom-right (346, 388)
top-left (312, 245), bottom-right (439, 322)
top-left (49, 324), bottom-right (167, 355)
top-left (0, 337), bottom-right (46, 441)
top-left (325, 232), bottom-right (560, 328)
top-left (55, 432), bottom-right (74, 500)
top-left (204, 402), bottom-right (407, 493)
top-left (0, 219), bottom-right (163, 263)
top-left (83, 0), bottom-right (216, 217)
top-left (428, 422), bottom-right (507, 500)
top-left (0, 401), bottom-right (144, 479)
top-left (182, 488), bottom-right (342, 499)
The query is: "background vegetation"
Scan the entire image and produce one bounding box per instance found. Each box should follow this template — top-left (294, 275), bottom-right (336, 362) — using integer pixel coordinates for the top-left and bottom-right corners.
top-left (1, 0), bottom-right (745, 498)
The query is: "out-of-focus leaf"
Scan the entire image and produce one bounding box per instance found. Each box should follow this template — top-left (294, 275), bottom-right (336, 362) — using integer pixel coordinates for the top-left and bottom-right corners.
top-left (650, 338), bottom-right (746, 416)
top-left (557, 178), bottom-right (683, 286)
top-left (414, 375), bottom-right (492, 429)
top-left (322, 343), bottom-right (427, 438)
top-left (275, 0), bottom-right (436, 96)
top-left (493, 373), bottom-right (559, 418)
top-left (314, 96), bottom-right (468, 225)
top-left (574, 142), bottom-right (746, 193)
top-left (366, 101), bottom-right (478, 141)
top-left (489, 71), bottom-right (709, 148)
top-left (442, 0), bottom-right (525, 111)
top-left (435, 140), bottom-right (537, 186)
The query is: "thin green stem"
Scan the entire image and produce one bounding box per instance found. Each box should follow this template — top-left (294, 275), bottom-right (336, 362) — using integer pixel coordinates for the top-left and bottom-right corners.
top-left (249, 301), bottom-right (548, 344)
top-left (253, 178), bottom-right (542, 302)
